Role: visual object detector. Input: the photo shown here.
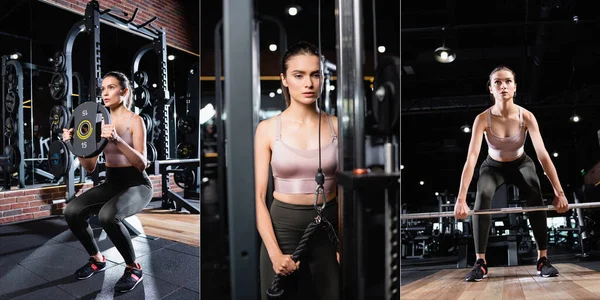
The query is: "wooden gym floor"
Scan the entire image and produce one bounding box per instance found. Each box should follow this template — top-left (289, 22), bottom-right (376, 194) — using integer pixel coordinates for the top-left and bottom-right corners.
top-left (401, 263), bottom-right (600, 299)
top-left (137, 208), bottom-right (200, 247)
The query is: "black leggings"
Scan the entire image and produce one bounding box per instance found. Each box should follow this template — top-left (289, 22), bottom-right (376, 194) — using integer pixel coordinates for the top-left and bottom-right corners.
top-left (474, 154), bottom-right (548, 254)
top-left (260, 199), bottom-right (339, 300)
top-left (64, 166), bottom-right (153, 265)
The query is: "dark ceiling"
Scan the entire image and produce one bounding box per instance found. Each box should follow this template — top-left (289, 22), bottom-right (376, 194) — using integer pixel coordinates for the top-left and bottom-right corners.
top-left (200, 0), bottom-right (400, 77)
top-left (401, 0), bottom-right (600, 208)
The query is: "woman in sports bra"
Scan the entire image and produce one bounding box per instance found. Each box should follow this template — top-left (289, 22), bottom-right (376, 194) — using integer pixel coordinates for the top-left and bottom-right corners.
top-left (62, 71), bottom-right (153, 293)
top-left (454, 65), bottom-right (569, 282)
top-left (254, 41), bottom-right (340, 299)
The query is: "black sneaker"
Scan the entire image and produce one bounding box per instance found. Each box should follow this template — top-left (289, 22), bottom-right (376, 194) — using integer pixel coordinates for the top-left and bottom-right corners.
top-left (114, 263), bottom-right (144, 293)
top-left (465, 258), bottom-right (488, 282)
top-left (536, 256), bottom-right (559, 277)
top-left (75, 256), bottom-right (107, 280)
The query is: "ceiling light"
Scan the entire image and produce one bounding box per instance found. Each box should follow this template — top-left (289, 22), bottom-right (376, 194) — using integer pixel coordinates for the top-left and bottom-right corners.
top-left (9, 52), bottom-right (22, 60)
top-left (377, 46), bottom-right (386, 53)
top-left (168, 55), bottom-right (175, 61)
top-left (276, 88), bottom-right (282, 94)
top-left (269, 44), bottom-right (277, 52)
top-left (570, 114), bottom-right (581, 122)
top-left (553, 152), bottom-right (559, 157)
top-left (269, 92), bottom-right (275, 98)
top-left (434, 46), bottom-right (456, 63)
top-left (461, 125), bottom-right (471, 133)
top-left (287, 6), bottom-right (301, 16)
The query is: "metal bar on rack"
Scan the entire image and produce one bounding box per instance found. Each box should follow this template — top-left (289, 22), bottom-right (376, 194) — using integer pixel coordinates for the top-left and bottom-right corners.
top-left (400, 202), bottom-right (600, 220)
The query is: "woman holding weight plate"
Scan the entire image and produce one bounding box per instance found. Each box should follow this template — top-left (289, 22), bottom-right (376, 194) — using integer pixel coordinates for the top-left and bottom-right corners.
top-left (62, 71), bottom-right (152, 293)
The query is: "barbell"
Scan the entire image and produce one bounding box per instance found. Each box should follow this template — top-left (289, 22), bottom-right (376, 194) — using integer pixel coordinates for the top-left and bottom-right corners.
top-left (400, 202), bottom-right (600, 220)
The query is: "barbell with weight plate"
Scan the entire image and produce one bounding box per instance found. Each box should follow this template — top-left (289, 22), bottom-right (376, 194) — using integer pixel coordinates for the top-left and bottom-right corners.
top-left (5, 116), bottom-right (17, 138)
top-left (177, 115), bottom-right (195, 134)
top-left (133, 71), bottom-right (148, 86)
top-left (53, 51), bottom-right (66, 72)
top-left (49, 105), bottom-right (70, 135)
top-left (176, 142), bottom-right (194, 159)
top-left (7, 73), bottom-right (16, 90)
top-left (140, 113), bottom-right (153, 133)
top-left (134, 86), bottom-right (151, 108)
top-left (173, 167), bottom-right (196, 190)
top-left (48, 140), bottom-right (72, 178)
top-left (49, 73), bottom-right (68, 101)
top-left (64, 101), bottom-right (112, 158)
top-left (146, 142), bottom-right (157, 167)
top-left (0, 144), bottom-right (20, 174)
top-left (5, 90), bottom-right (18, 113)
top-left (400, 202), bottom-right (600, 220)
top-left (371, 56), bottom-right (399, 136)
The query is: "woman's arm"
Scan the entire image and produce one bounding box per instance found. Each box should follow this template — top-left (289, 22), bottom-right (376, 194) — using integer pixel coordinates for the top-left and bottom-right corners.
top-left (524, 110), bottom-right (568, 212)
top-left (112, 115), bottom-right (148, 172)
top-left (457, 114), bottom-right (486, 202)
top-left (254, 120), bottom-right (282, 260)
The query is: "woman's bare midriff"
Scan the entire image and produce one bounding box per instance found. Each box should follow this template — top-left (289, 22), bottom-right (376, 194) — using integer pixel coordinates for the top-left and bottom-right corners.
top-left (105, 164), bottom-right (133, 168)
top-left (273, 191), bottom-right (337, 206)
top-left (488, 151), bottom-right (524, 163)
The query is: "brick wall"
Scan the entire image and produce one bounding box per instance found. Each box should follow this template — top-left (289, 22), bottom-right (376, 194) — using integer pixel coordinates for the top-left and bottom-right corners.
top-left (0, 174), bottom-right (184, 225)
top-left (40, 0), bottom-right (195, 53)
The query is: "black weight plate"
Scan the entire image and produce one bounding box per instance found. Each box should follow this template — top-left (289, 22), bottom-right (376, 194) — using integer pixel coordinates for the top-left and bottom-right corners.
top-left (49, 105), bottom-right (69, 135)
top-left (3, 145), bottom-right (20, 174)
top-left (7, 73), bottom-right (16, 90)
top-left (49, 73), bottom-right (68, 101)
top-left (53, 51), bottom-right (66, 72)
top-left (177, 115), bottom-right (195, 134)
top-left (48, 140), bottom-right (71, 177)
top-left (372, 56), bottom-right (400, 134)
top-left (146, 142), bottom-right (157, 166)
top-left (5, 90), bottom-right (17, 113)
top-left (134, 71), bottom-right (148, 86)
top-left (65, 102), bottom-right (112, 158)
top-left (5, 116), bottom-right (16, 138)
top-left (174, 168), bottom-right (196, 189)
top-left (140, 113), bottom-right (153, 133)
top-left (176, 142), bottom-right (194, 159)
top-left (133, 87), bottom-right (150, 108)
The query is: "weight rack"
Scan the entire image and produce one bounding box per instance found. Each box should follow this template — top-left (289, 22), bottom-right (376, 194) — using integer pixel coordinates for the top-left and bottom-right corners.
top-left (1, 56), bottom-right (57, 190)
top-left (54, 0), bottom-right (172, 198)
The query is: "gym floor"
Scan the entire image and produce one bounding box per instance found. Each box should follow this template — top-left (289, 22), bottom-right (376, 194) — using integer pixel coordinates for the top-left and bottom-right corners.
top-left (400, 248), bottom-right (600, 290)
top-left (0, 199), bottom-right (199, 300)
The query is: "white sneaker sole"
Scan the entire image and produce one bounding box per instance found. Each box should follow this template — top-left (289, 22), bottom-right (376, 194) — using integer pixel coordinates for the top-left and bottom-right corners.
top-left (77, 266), bottom-right (107, 280)
top-left (466, 274), bottom-right (488, 282)
top-left (116, 275), bottom-right (144, 293)
top-left (537, 270), bottom-right (558, 277)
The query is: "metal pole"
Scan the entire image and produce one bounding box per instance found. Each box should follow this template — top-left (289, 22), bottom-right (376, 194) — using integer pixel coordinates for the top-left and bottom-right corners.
top-left (223, 0), bottom-right (259, 298)
top-left (336, 0), bottom-right (366, 298)
top-left (214, 19), bottom-right (228, 239)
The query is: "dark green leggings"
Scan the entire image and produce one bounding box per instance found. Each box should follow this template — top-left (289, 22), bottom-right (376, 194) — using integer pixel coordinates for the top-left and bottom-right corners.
top-left (260, 198), bottom-right (340, 300)
top-left (474, 154), bottom-right (548, 254)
